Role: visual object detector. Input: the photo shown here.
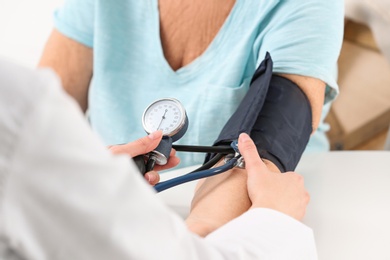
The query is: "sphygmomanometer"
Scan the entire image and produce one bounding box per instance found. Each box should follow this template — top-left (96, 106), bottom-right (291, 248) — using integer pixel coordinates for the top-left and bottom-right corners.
top-left (134, 53), bottom-right (312, 192)
top-left (208, 52), bottom-right (312, 172)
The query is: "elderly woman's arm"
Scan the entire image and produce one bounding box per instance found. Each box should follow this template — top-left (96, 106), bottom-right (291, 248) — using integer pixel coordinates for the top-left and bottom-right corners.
top-left (185, 75), bottom-right (325, 237)
top-left (38, 29), bottom-right (93, 112)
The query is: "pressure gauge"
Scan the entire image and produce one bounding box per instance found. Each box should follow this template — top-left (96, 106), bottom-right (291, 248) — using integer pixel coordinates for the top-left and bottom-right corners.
top-left (142, 98), bottom-right (188, 142)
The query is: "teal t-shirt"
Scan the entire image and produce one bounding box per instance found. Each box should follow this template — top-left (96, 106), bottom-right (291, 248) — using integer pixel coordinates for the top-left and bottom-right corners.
top-left (54, 0), bottom-right (344, 168)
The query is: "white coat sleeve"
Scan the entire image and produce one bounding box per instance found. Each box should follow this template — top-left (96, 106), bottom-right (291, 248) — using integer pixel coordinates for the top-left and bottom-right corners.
top-left (0, 60), bottom-right (317, 260)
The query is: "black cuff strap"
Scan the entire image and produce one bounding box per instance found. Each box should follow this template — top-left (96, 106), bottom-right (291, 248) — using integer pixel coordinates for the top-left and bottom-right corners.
top-left (206, 53), bottom-right (312, 172)
top-left (251, 75), bottom-right (312, 172)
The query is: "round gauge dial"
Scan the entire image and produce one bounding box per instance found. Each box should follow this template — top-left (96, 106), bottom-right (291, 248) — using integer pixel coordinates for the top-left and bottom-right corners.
top-left (142, 98), bottom-right (188, 141)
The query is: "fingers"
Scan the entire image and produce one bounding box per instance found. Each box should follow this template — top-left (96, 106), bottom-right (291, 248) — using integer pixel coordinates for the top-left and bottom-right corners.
top-left (144, 171), bottom-right (160, 186)
top-left (144, 150), bottom-right (180, 185)
top-left (238, 133), bottom-right (267, 172)
top-left (109, 131), bottom-right (163, 157)
top-left (154, 153), bottom-right (180, 171)
top-left (238, 134), bottom-right (311, 221)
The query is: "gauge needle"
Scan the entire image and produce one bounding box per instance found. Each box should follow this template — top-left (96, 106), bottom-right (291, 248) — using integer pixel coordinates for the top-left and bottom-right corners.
top-left (157, 109), bottom-right (168, 130)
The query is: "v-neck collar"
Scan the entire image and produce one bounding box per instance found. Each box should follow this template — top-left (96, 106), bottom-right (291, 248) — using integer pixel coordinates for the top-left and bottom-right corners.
top-left (154, 0), bottom-right (243, 79)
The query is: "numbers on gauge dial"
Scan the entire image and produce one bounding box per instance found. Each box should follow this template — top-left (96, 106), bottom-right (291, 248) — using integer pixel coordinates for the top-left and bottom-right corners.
top-left (143, 100), bottom-right (183, 135)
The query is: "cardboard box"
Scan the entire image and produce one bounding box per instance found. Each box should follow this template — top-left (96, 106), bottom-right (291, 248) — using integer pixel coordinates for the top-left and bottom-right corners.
top-left (325, 20), bottom-right (390, 150)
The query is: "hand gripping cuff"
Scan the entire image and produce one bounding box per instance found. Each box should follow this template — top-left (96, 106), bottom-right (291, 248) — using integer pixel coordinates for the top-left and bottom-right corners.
top-left (206, 53), bottom-right (312, 172)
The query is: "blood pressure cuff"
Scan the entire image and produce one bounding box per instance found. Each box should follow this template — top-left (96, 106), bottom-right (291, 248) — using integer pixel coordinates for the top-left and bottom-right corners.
top-left (206, 53), bottom-right (312, 172)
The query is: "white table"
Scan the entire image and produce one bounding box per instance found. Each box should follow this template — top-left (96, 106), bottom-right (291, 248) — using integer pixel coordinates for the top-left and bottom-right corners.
top-left (157, 151), bottom-right (390, 260)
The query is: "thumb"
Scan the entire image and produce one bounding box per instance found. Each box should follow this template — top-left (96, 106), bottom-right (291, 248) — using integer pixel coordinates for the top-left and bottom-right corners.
top-left (111, 131), bottom-right (163, 157)
top-left (238, 133), bottom-right (267, 173)
top-left (127, 130), bottom-right (163, 157)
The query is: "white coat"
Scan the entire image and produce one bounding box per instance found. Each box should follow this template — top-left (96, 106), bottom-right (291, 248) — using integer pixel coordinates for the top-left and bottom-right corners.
top-left (0, 59), bottom-right (317, 260)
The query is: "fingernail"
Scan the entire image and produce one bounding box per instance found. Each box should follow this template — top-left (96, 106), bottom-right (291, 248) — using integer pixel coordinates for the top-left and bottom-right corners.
top-left (148, 130), bottom-right (162, 140)
top-left (147, 173), bottom-right (155, 183)
top-left (148, 132), bottom-right (156, 140)
top-left (239, 133), bottom-right (250, 143)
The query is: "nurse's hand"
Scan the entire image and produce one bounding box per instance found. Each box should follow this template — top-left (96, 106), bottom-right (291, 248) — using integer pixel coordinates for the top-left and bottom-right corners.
top-left (108, 130), bottom-right (180, 186)
top-left (238, 133), bottom-right (310, 221)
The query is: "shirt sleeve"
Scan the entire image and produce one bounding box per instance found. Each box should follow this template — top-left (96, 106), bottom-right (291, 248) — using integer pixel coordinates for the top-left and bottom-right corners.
top-left (258, 0), bottom-right (344, 103)
top-left (207, 208), bottom-right (318, 260)
top-left (0, 60), bottom-right (318, 259)
top-left (53, 0), bottom-right (95, 47)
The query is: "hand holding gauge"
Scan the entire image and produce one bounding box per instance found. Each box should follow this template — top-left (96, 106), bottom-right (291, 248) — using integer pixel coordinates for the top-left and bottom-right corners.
top-left (134, 97), bottom-right (240, 192)
top-left (141, 98), bottom-right (189, 172)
